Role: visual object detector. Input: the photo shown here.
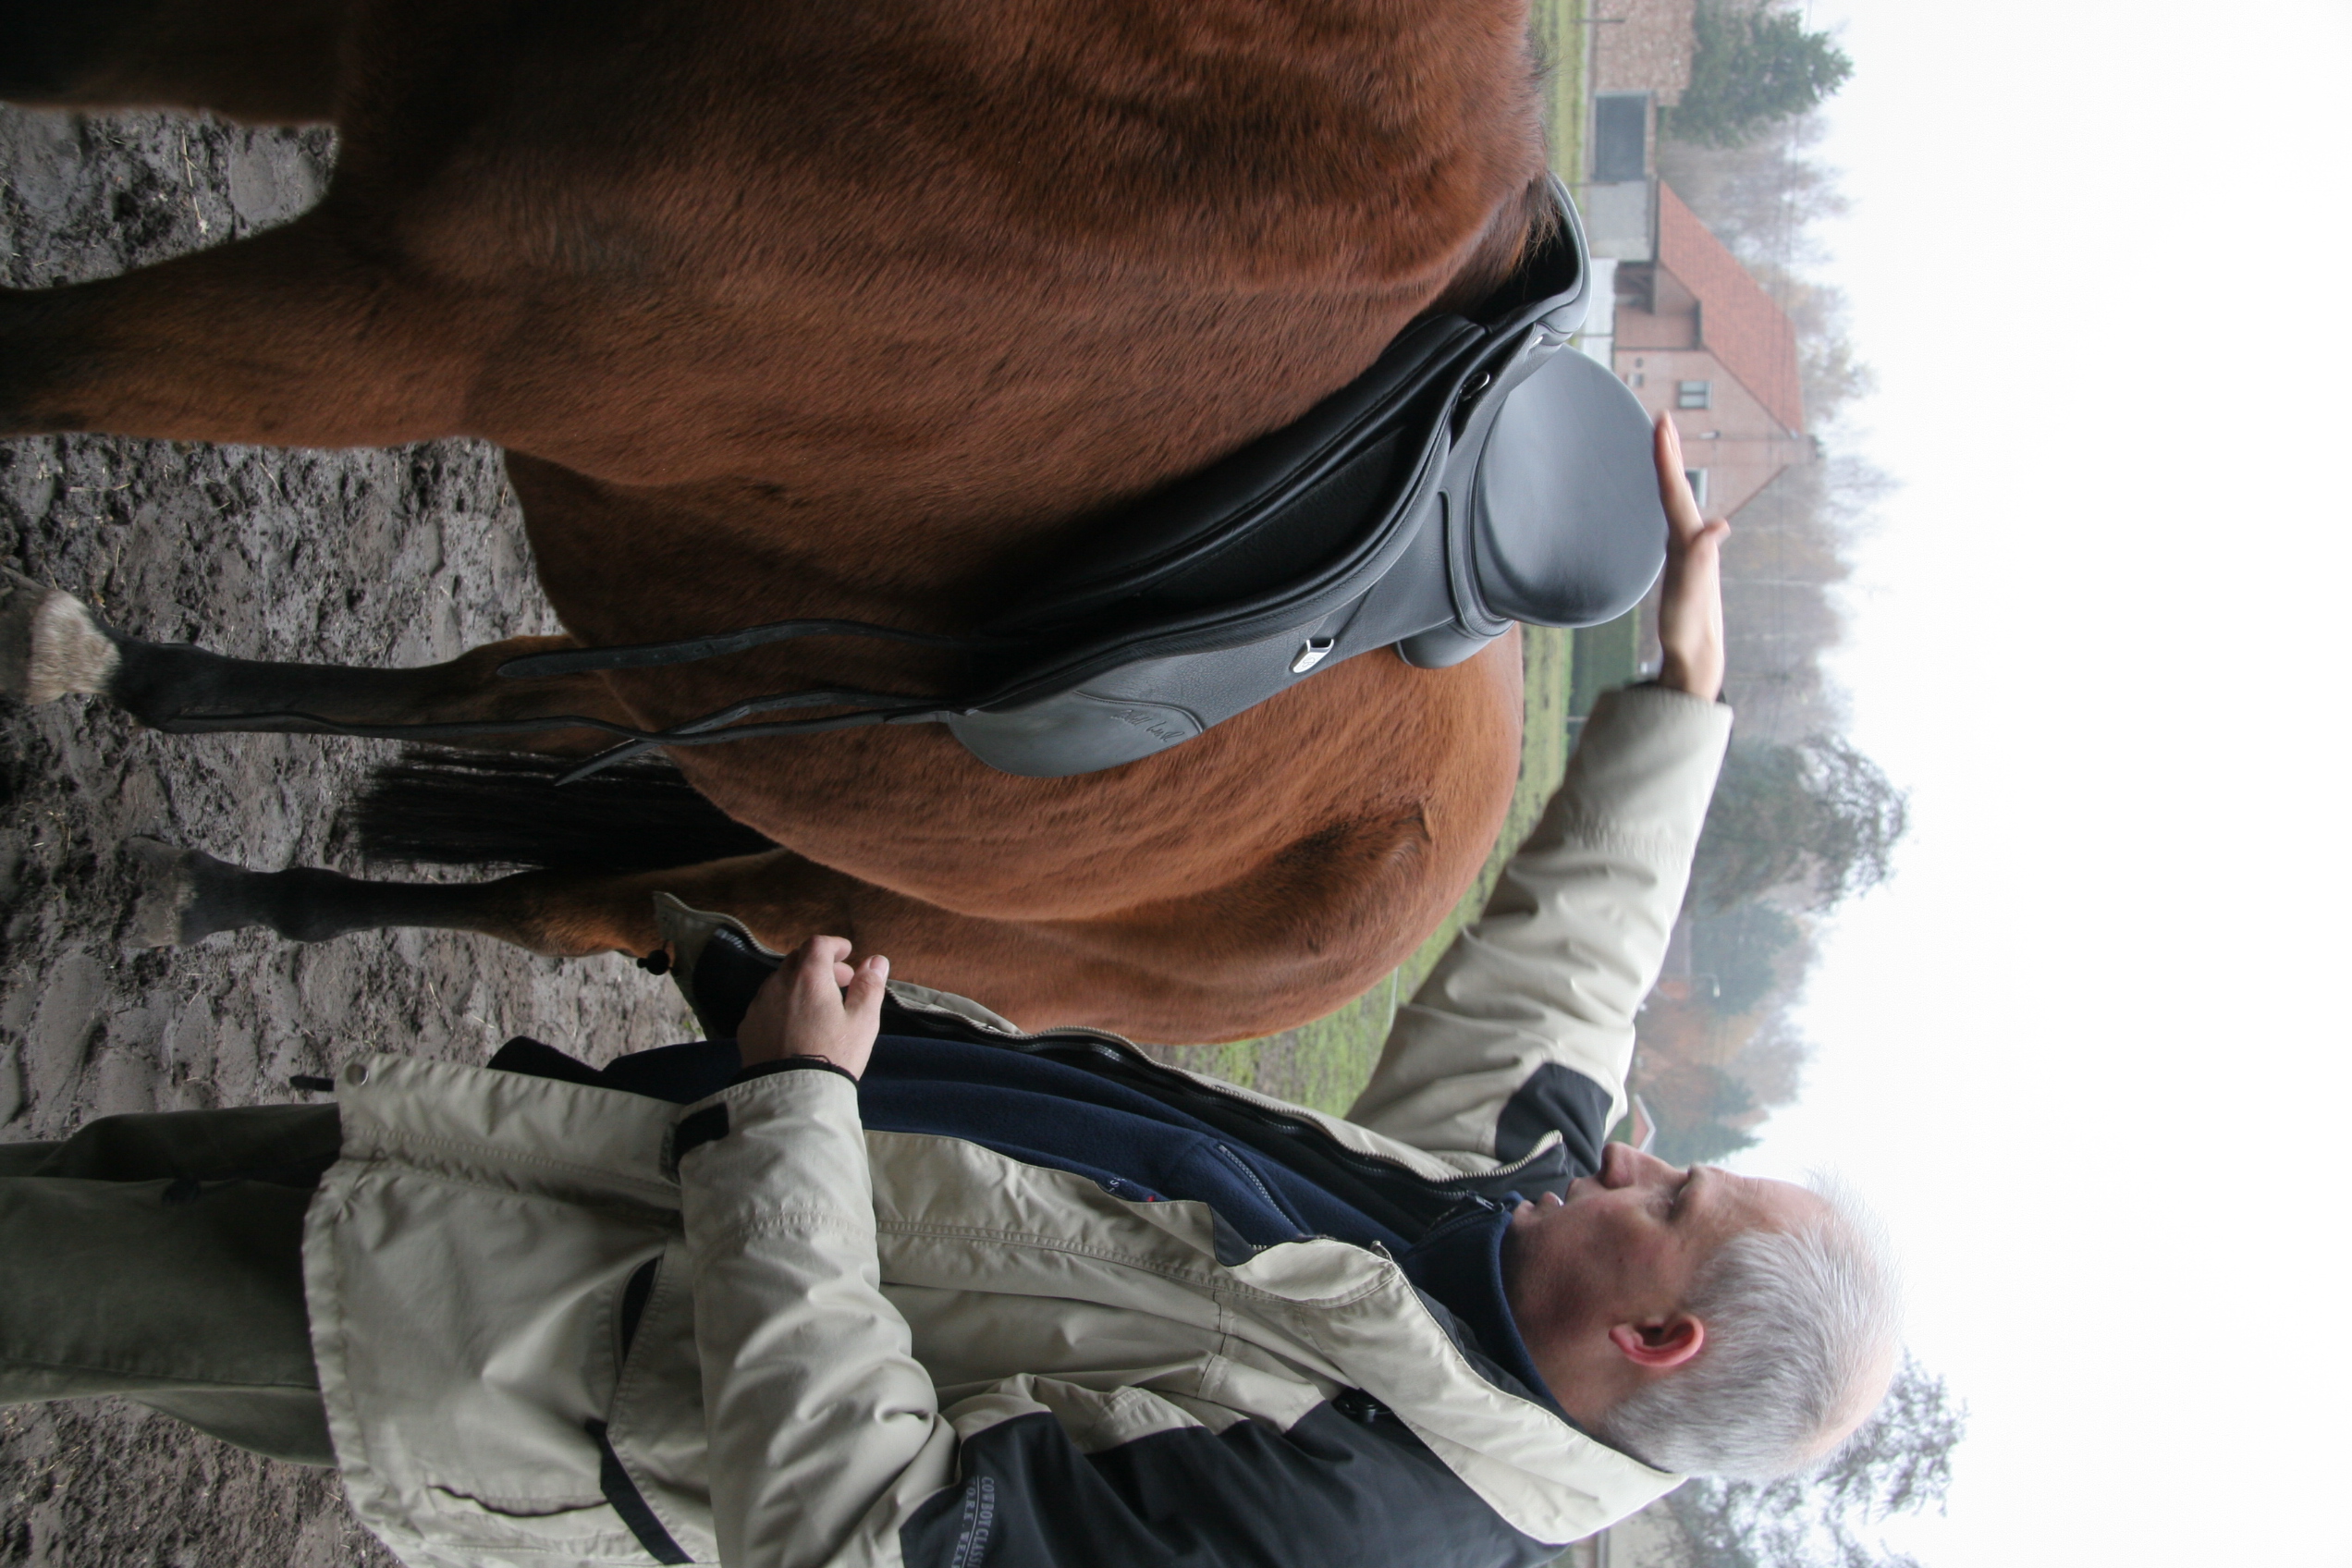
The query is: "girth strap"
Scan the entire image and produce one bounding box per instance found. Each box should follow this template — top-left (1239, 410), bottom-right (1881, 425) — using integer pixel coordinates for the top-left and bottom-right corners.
top-left (144, 619), bottom-right (1019, 782)
top-left (495, 616), bottom-right (1010, 679)
top-left (153, 677), bottom-right (961, 784)
top-left (484, 615), bottom-right (1010, 779)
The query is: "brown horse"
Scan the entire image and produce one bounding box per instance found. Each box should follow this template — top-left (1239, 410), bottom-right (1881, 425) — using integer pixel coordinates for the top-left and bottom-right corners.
top-left (0, 0), bottom-right (1555, 1044)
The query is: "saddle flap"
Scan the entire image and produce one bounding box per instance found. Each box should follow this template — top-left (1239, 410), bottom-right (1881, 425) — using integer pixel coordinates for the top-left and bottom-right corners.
top-left (1463, 346), bottom-right (1667, 629)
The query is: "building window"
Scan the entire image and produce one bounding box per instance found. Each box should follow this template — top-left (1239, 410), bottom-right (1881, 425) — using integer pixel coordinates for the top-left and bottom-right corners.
top-left (1684, 469), bottom-right (1710, 508)
top-left (1676, 380), bottom-right (1712, 410)
top-left (1592, 93), bottom-right (1652, 183)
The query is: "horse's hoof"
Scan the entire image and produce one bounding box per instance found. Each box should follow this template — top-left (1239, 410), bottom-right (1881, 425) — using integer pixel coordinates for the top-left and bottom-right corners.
top-left (126, 837), bottom-right (248, 949)
top-left (0, 570), bottom-right (118, 705)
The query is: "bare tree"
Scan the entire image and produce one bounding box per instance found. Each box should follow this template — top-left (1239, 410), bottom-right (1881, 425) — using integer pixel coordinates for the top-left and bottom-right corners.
top-left (1690, 736), bottom-right (1911, 914)
top-left (1663, 1354), bottom-right (1966, 1568)
top-left (1613, 58), bottom-right (1918, 1174)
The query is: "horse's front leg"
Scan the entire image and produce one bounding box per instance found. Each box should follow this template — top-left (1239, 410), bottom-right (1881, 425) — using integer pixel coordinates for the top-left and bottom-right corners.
top-left (123, 827), bottom-right (1420, 1043)
top-left (0, 570), bottom-right (635, 753)
top-left (0, 218), bottom-right (476, 447)
top-left (118, 842), bottom-right (1221, 1040)
top-left (122, 841), bottom-right (747, 956)
top-left (126, 845), bottom-right (850, 962)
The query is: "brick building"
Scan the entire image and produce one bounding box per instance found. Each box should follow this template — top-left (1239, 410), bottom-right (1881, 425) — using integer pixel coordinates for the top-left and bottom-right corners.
top-left (1591, 0), bottom-right (1698, 102)
top-left (1579, 0), bottom-right (1696, 263)
top-left (1611, 183), bottom-right (1807, 517)
top-left (1567, 0), bottom-right (1807, 518)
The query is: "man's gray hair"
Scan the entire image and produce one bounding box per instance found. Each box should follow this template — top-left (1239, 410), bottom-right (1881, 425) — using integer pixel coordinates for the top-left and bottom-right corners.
top-left (1596, 1174), bottom-right (1900, 1481)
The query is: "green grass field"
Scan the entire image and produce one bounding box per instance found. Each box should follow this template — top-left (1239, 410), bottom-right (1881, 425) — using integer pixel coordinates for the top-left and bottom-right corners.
top-left (1532, 0), bottom-right (1590, 169)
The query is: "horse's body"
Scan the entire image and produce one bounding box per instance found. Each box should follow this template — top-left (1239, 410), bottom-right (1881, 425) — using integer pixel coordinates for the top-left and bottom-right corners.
top-left (0, 0), bottom-right (1550, 1042)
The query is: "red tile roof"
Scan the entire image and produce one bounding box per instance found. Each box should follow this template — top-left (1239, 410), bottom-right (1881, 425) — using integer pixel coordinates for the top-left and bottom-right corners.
top-left (1656, 184), bottom-right (1805, 434)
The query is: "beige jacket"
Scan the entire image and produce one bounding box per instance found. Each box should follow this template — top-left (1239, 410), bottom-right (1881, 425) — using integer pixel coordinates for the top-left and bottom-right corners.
top-left (300, 683), bottom-right (1733, 1568)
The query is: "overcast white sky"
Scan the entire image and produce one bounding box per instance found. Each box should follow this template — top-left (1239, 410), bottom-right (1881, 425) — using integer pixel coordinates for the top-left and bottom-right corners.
top-left (1719, 1), bottom-right (2352, 1563)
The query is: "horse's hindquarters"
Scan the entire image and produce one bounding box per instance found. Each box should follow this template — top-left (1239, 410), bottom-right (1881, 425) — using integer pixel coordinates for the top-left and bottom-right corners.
top-left (663, 632), bottom-right (1525, 1032)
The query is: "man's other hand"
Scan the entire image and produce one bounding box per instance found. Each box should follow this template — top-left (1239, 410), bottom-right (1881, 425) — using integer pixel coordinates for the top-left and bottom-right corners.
top-left (1652, 416), bottom-right (1730, 702)
top-left (736, 936), bottom-right (889, 1079)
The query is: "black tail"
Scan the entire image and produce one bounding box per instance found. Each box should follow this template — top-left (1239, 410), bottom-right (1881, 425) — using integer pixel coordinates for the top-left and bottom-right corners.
top-left (346, 749), bottom-right (776, 873)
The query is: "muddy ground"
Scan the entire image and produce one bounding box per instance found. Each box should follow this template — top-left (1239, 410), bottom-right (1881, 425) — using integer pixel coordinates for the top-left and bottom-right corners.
top-left (0, 108), bottom-right (704, 1566)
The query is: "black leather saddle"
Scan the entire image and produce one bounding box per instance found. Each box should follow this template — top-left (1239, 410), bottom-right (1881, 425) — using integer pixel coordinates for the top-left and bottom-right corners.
top-left (471, 178), bottom-right (1668, 778)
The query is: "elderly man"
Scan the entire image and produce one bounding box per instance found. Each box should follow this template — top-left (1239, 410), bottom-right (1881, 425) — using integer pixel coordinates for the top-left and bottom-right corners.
top-left (0, 422), bottom-right (1896, 1567)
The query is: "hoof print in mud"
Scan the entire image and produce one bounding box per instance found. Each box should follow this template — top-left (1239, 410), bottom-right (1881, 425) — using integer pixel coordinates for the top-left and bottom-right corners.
top-left (0, 569), bottom-right (117, 705)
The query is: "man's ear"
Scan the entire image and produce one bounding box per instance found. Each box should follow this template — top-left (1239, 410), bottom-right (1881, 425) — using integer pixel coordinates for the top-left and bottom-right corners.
top-left (1609, 1314), bottom-right (1705, 1371)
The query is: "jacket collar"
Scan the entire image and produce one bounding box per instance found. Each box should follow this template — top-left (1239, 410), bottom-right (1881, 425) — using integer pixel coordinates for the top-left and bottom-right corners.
top-left (1219, 1225), bottom-right (1683, 1544)
top-left (1399, 1196), bottom-right (1561, 1416)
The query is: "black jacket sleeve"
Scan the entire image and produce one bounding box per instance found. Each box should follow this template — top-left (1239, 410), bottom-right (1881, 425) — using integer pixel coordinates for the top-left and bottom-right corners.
top-left (900, 1401), bottom-right (1562, 1568)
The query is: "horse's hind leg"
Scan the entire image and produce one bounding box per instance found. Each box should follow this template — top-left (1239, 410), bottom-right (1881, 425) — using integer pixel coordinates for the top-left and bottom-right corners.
top-left (0, 217), bottom-right (474, 446)
top-left (126, 839), bottom-right (535, 950)
top-left (0, 570), bottom-right (639, 755)
top-left (1, 0), bottom-right (354, 121)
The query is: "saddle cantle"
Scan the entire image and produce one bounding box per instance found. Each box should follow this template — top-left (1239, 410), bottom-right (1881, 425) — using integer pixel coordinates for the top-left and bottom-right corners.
top-left (490, 177), bottom-right (1667, 779)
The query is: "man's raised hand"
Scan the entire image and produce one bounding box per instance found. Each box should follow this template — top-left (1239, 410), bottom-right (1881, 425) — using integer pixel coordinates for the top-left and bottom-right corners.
top-left (736, 935), bottom-right (890, 1079)
top-left (1652, 415), bottom-right (1730, 702)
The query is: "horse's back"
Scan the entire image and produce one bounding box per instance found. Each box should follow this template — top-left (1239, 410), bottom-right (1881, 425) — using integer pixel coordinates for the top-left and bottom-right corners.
top-left (318, 0), bottom-right (1546, 489)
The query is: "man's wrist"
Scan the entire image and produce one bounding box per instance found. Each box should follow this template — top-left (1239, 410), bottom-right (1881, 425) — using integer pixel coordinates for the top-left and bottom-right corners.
top-left (729, 1054), bottom-right (861, 1087)
top-left (1655, 657), bottom-right (1723, 702)
top-left (1636, 673), bottom-right (1728, 705)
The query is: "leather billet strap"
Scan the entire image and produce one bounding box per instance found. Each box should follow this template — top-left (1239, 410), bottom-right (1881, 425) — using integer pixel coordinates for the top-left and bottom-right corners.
top-left (494, 618), bottom-right (1012, 680)
top-left (488, 619), bottom-right (1011, 780)
top-left (146, 684), bottom-right (961, 784)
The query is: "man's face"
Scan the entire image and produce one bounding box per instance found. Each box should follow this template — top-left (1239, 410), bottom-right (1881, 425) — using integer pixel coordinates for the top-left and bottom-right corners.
top-left (1503, 1142), bottom-right (1825, 1346)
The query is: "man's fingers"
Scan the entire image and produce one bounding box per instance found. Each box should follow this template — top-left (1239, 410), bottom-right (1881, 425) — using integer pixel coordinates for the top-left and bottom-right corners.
top-left (800, 935), bottom-right (852, 966)
top-left (1652, 415), bottom-right (1706, 537)
top-left (844, 954), bottom-right (890, 1018)
top-left (792, 937), bottom-right (853, 1004)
